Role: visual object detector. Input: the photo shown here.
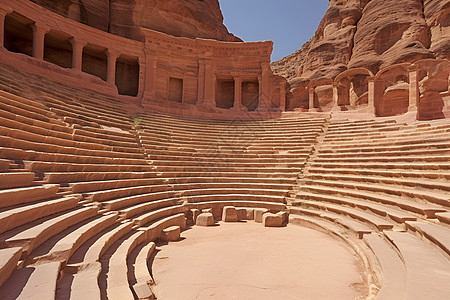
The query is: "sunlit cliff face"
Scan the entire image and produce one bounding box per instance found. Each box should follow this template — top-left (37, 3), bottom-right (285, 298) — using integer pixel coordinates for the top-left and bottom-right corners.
top-left (29, 0), bottom-right (241, 42)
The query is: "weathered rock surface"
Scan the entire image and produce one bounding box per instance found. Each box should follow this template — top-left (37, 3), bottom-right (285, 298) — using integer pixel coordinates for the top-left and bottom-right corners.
top-left (30, 0), bottom-right (240, 42)
top-left (272, 0), bottom-right (450, 87)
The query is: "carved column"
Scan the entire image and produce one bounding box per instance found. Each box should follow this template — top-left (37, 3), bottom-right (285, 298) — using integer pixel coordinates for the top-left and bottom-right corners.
top-left (143, 49), bottom-right (158, 100)
top-left (233, 76), bottom-right (242, 109)
top-left (197, 60), bottom-right (206, 105)
top-left (137, 56), bottom-right (145, 98)
top-left (367, 76), bottom-right (383, 115)
top-left (279, 81), bottom-right (286, 112)
top-left (70, 38), bottom-right (86, 71)
top-left (203, 60), bottom-right (215, 107)
top-left (31, 22), bottom-right (50, 60)
top-left (308, 87), bottom-right (315, 111)
top-left (258, 62), bottom-right (271, 110)
top-left (408, 65), bottom-right (419, 112)
top-left (106, 50), bottom-right (119, 85)
top-left (332, 83), bottom-right (339, 107)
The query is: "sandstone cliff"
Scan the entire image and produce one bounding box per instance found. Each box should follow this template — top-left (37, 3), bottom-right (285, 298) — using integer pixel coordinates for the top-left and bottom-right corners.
top-left (30, 0), bottom-right (240, 42)
top-left (272, 0), bottom-right (450, 87)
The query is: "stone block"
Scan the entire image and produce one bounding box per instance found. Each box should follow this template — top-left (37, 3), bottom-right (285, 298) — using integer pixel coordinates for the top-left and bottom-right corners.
top-left (246, 208), bottom-right (255, 220)
top-left (236, 208), bottom-right (247, 220)
top-left (196, 213), bottom-right (215, 226)
top-left (222, 206), bottom-right (238, 222)
top-left (263, 213), bottom-right (283, 227)
top-left (254, 208), bottom-right (269, 223)
top-left (277, 211), bottom-right (289, 224)
top-left (132, 282), bottom-right (155, 300)
top-left (161, 226), bottom-right (181, 242)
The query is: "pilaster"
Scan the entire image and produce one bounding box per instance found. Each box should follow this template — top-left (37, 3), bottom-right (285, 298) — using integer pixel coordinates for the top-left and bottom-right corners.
top-left (70, 38), bottom-right (86, 71)
top-left (30, 22), bottom-right (50, 60)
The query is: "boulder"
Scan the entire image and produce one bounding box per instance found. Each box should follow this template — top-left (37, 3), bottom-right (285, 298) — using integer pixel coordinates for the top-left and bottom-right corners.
top-left (196, 213), bottom-right (215, 227)
top-left (263, 213), bottom-right (284, 227)
top-left (222, 206), bottom-right (238, 222)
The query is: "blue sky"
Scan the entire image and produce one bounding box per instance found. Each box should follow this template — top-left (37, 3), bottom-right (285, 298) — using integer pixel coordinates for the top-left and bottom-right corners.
top-left (218, 0), bottom-right (329, 62)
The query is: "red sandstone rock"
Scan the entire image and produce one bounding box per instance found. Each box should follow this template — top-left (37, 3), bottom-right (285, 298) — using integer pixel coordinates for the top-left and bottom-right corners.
top-left (254, 208), bottom-right (269, 223)
top-left (161, 226), bottom-right (181, 242)
top-left (196, 213), bottom-right (215, 227)
top-left (263, 213), bottom-right (284, 227)
top-left (272, 0), bottom-right (449, 86)
top-left (236, 208), bottom-right (248, 221)
top-left (277, 211), bottom-right (289, 224)
top-left (222, 206), bottom-right (238, 222)
top-left (31, 0), bottom-right (240, 42)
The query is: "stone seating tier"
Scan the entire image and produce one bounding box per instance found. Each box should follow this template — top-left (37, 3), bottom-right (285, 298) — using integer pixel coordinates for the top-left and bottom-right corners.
top-left (302, 179), bottom-right (449, 208)
top-left (0, 172), bottom-right (35, 189)
top-left (294, 192), bottom-right (418, 223)
top-left (290, 207), bottom-right (373, 239)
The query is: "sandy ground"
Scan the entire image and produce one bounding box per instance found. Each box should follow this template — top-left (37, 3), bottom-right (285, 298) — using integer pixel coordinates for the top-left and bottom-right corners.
top-left (151, 221), bottom-right (367, 300)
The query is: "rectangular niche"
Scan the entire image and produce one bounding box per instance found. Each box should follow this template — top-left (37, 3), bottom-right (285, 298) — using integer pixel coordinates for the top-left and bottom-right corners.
top-left (116, 56), bottom-right (139, 97)
top-left (44, 30), bottom-right (73, 69)
top-left (4, 12), bottom-right (33, 57)
top-left (242, 80), bottom-right (259, 111)
top-left (82, 45), bottom-right (107, 81)
top-left (169, 77), bottom-right (183, 103)
top-left (215, 78), bottom-right (234, 109)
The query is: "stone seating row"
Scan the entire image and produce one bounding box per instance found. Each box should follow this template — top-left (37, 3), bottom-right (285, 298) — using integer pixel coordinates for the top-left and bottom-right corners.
top-left (0, 111), bottom-right (144, 157)
top-left (0, 92), bottom-right (61, 125)
top-left (323, 128), bottom-right (450, 145)
top-left (140, 138), bottom-right (317, 152)
top-left (146, 153), bottom-right (311, 162)
top-left (0, 172), bottom-right (35, 189)
top-left (308, 166), bottom-right (450, 181)
top-left (0, 144), bottom-right (146, 167)
top-left (42, 96), bottom-right (132, 130)
top-left (143, 146), bottom-right (313, 158)
top-left (43, 171), bottom-right (158, 184)
top-left (317, 147), bottom-right (450, 158)
top-left (140, 128), bottom-right (322, 142)
top-left (139, 113), bottom-right (326, 129)
top-left (302, 178), bottom-right (450, 208)
top-left (139, 127), bottom-right (322, 142)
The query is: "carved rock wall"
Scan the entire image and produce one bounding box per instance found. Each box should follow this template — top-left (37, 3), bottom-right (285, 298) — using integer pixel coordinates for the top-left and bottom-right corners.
top-left (272, 0), bottom-right (450, 87)
top-left (29, 0), bottom-right (240, 42)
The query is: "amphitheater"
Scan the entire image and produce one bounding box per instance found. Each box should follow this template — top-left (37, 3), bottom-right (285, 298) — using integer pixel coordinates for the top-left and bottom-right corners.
top-left (0, 1), bottom-right (449, 299)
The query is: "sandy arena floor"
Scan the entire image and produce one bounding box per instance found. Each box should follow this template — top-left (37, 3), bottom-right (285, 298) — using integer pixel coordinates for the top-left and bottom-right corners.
top-left (151, 221), bottom-right (367, 300)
